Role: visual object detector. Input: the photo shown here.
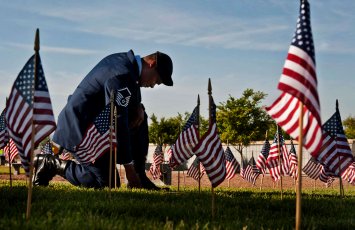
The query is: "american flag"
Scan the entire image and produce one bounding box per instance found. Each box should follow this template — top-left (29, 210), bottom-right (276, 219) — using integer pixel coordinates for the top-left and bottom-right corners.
top-left (302, 157), bottom-right (322, 180)
top-left (318, 166), bottom-right (335, 187)
top-left (240, 157), bottom-right (259, 185)
top-left (41, 141), bottom-right (54, 155)
top-left (256, 139), bottom-right (270, 175)
top-left (75, 102), bottom-right (116, 164)
top-left (193, 97), bottom-right (226, 188)
top-left (266, 130), bottom-right (288, 181)
top-left (169, 107), bottom-right (199, 168)
top-left (224, 146), bottom-right (240, 180)
top-left (288, 139), bottom-right (298, 179)
top-left (60, 149), bottom-right (71, 161)
top-left (149, 145), bottom-right (164, 180)
top-left (166, 144), bottom-right (173, 162)
top-left (0, 109), bottom-right (9, 149)
top-left (5, 54), bottom-right (56, 174)
top-left (317, 103), bottom-right (353, 176)
top-left (342, 162), bottom-right (355, 185)
top-left (187, 157), bottom-right (205, 181)
top-left (4, 138), bottom-right (18, 163)
top-left (265, 0), bottom-right (323, 158)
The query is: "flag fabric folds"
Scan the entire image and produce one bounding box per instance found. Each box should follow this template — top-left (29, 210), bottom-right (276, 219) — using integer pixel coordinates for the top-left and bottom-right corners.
top-left (224, 146), bottom-right (240, 180)
top-left (149, 145), bottom-right (164, 180)
top-left (265, 0), bottom-right (322, 158)
top-left (316, 104), bottom-right (353, 176)
top-left (41, 141), bottom-right (54, 155)
top-left (187, 157), bottom-right (205, 181)
top-left (302, 157), bottom-right (322, 180)
top-left (240, 157), bottom-right (259, 185)
top-left (5, 54), bottom-right (56, 174)
top-left (343, 162), bottom-right (355, 185)
top-left (169, 107), bottom-right (199, 168)
top-left (74, 102), bottom-right (116, 164)
top-left (288, 139), bottom-right (298, 179)
top-left (193, 97), bottom-right (226, 188)
top-left (256, 139), bottom-right (270, 175)
top-left (0, 109), bottom-right (9, 149)
top-left (266, 130), bottom-right (288, 181)
top-left (4, 138), bottom-right (18, 163)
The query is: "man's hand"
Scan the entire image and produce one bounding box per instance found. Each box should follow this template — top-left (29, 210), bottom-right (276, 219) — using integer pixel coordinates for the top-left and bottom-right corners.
top-left (129, 104), bottom-right (145, 129)
top-left (124, 164), bottom-right (142, 188)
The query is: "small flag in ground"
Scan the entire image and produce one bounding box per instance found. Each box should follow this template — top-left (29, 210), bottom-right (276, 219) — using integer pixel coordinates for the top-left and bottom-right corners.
top-left (74, 102), bottom-right (116, 164)
top-left (4, 138), bottom-right (18, 163)
top-left (266, 130), bottom-right (288, 181)
top-left (288, 139), bottom-right (298, 179)
top-left (240, 157), bottom-right (259, 185)
top-left (5, 54), bottom-right (56, 174)
top-left (317, 102), bottom-right (353, 176)
top-left (169, 107), bottom-right (199, 168)
top-left (193, 97), bottom-right (226, 188)
top-left (224, 146), bottom-right (240, 180)
top-left (302, 157), bottom-right (322, 180)
top-left (0, 109), bottom-right (9, 149)
top-left (265, 0), bottom-right (323, 158)
top-left (41, 141), bottom-right (54, 155)
top-left (149, 145), bottom-right (164, 180)
top-left (342, 162), bottom-right (355, 185)
top-left (187, 157), bottom-right (205, 181)
top-left (256, 139), bottom-right (270, 175)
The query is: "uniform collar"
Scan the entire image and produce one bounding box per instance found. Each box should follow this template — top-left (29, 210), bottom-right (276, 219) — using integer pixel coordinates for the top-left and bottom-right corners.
top-left (135, 55), bottom-right (142, 76)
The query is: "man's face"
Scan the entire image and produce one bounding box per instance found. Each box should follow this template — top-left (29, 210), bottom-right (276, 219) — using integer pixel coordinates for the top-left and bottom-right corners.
top-left (140, 69), bottom-right (162, 88)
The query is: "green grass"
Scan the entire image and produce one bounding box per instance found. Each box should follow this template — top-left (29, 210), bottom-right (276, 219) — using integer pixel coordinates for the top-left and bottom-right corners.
top-left (1, 180), bottom-right (355, 229)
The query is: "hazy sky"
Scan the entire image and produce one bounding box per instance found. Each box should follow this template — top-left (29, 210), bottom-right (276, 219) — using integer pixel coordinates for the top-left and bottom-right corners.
top-left (0, 0), bottom-right (354, 124)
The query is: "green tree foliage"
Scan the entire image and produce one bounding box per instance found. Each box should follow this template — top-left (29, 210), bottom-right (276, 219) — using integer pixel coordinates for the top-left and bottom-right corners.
top-left (148, 112), bottom-right (209, 146)
top-left (343, 115), bottom-right (355, 139)
top-left (216, 89), bottom-right (273, 156)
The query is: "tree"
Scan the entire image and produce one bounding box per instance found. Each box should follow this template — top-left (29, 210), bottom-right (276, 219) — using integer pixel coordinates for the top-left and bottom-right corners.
top-left (343, 115), bottom-right (355, 139)
top-left (216, 89), bottom-right (273, 158)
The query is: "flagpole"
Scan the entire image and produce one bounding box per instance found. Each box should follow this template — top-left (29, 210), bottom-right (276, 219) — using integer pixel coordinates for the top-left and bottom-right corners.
top-left (208, 78), bottom-right (216, 219)
top-left (26, 28), bottom-right (40, 220)
top-left (295, 101), bottom-right (304, 230)
top-left (108, 90), bottom-right (114, 194)
top-left (197, 95), bottom-right (201, 193)
top-left (114, 107), bottom-right (118, 189)
top-left (276, 125), bottom-right (283, 199)
top-left (338, 156), bottom-right (344, 197)
top-left (7, 141), bottom-right (12, 188)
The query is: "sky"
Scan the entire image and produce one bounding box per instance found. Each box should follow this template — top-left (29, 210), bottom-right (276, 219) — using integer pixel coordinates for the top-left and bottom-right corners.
top-left (0, 0), bottom-right (354, 124)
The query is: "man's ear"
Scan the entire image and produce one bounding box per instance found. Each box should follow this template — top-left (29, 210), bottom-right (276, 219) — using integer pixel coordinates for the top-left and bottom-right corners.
top-left (149, 60), bottom-right (157, 68)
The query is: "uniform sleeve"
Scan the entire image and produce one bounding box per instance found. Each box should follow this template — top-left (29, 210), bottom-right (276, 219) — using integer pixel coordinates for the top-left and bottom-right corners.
top-left (104, 75), bottom-right (133, 164)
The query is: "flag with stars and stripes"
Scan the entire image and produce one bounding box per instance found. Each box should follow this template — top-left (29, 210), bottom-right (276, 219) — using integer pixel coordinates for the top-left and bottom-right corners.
top-left (265, 0), bottom-right (322, 159)
top-left (240, 157), bottom-right (259, 185)
top-left (266, 130), bottom-right (289, 181)
top-left (319, 166), bottom-right (335, 187)
top-left (41, 141), bottom-right (54, 155)
top-left (187, 157), bottom-right (205, 181)
top-left (193, 97), bottom-right (226, 188)
top-left (317, 102), bottom-right (353, 176)
top-left (169, 106), bottom-right (199, 168)
top-left (256, 139), bottom-right (270, 175)
top-left (74, 102), bottom-right (116, 164)
top-left (149, 145), bottom-right (164, 180)
top-left (4, 138), bottom-right (18, 163)
top-left (224, 146), bottom-right (240, 180)
top-left (288, 139), bottom-right (298, 179)
top-left (0, 109), bottom-right (9, 149)
top-left (342, 162), bottom-right (355, 185)
top-left (302, 157), bottom-right (322, 180)
top-left (5, 54), bottom-right (56, 175)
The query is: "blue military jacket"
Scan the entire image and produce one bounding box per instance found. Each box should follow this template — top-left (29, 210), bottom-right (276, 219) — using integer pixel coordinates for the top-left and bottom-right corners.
top-left (53, 50), bottom-right (141, 164)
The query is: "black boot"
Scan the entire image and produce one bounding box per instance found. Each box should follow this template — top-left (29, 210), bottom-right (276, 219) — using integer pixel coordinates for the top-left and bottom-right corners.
top-left (33, 154), bottom-right (68, 186)
top-left (138, 172), bottom-right (161, 190)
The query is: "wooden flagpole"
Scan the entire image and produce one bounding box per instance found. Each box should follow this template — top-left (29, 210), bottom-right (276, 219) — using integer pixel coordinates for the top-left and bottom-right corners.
top-left (208, 78), bottom-right (215, 219)
top-left (295, 101), bottom-right (304, 230)
top-left (7, 141), bottom-right (12, 188)
top-left (114, 107), bottom-right (118, 189)
top-left (109, 90), bottom-right (114, 194)
top-left (197, 95), bottom-right (201, 193)
top-left (26, 28), bottom-right (40, 220)
top-left (276, 125), bottom-right (283, 199)
top-left (338, 156), bottom-right (344, 197)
